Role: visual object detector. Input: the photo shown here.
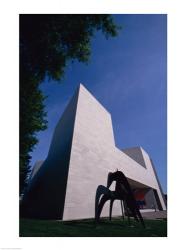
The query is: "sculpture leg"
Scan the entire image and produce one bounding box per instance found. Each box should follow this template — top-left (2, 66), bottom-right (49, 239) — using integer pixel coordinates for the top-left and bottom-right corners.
top-left (125, 196), bottom-right (140, 223)
top-left (120, 200), bottom-right (125, 221)
top-left (128, 198), bottom-right (145, 228)
top-left (127, 199), bottom-right (145, 228)
top-left (123, 200), bottom-right (131, 226)
top-left (129, 207), bottom-right (139, 223)
top-left (109, 199), bottom-right (114, 221)
top-left (95, 185), bottom-right (112, 222)
top-left (97, 194), bottom-right (110, 222)
top-left (95, 185), bottom-right (110, 222)
top-left (135, 207), bottom-right (145, 228)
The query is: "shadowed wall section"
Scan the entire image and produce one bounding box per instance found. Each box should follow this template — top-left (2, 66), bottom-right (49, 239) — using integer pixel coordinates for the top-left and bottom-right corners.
top-left (21, 88), bottom-right (79, 219)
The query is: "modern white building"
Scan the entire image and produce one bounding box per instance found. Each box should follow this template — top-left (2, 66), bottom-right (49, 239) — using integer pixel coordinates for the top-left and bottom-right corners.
top-left (21, 84), bottom-right (166, 220)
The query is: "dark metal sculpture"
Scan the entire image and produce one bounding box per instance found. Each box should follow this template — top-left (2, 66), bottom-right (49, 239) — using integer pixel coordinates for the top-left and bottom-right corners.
top-left (95, 170), bottom-right (145, 227)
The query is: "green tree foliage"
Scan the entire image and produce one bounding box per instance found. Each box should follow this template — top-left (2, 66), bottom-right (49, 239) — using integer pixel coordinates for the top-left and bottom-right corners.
top-left (20, 14), bottom-right (119, 193)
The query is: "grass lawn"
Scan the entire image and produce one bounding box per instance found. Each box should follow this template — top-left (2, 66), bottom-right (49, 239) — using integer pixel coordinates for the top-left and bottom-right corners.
top-left (20, 217), bottom-right (167, 237)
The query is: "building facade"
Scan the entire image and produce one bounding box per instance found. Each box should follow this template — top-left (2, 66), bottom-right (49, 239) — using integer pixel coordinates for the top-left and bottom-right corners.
top-left (21, 84), bottom-right (166, 220)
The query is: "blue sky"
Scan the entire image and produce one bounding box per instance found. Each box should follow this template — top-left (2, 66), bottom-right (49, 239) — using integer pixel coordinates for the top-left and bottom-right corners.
top-left (31, 14), bottom-right (167, 193)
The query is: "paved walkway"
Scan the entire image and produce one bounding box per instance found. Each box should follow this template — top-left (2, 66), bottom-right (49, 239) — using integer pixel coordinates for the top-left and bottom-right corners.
top-left (141, 210), bottom-right (167, 220)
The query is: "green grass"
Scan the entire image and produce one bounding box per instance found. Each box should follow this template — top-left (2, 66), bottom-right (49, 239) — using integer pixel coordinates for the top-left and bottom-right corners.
top-left (20, 217), bottom-right (167, 237)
